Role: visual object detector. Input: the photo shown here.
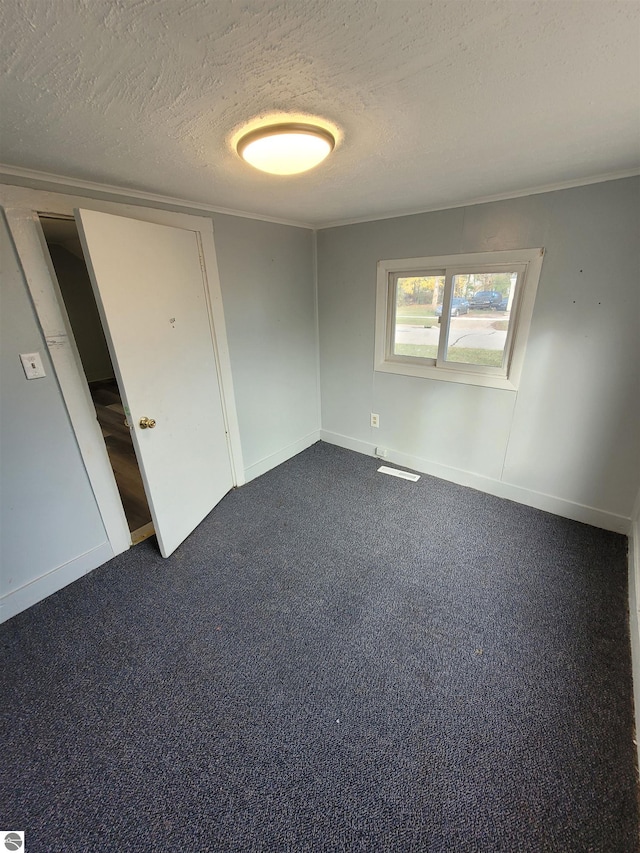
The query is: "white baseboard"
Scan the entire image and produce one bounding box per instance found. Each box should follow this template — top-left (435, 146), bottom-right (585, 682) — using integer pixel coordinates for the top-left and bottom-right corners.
top-left (244, 430), bottom-right (321, 483)
top-left (0, 541), bottom-right (115, 624)
top-left (319, 430), bottom-right (631, 534)
top-left (320, 430), bottom-right (372, 458)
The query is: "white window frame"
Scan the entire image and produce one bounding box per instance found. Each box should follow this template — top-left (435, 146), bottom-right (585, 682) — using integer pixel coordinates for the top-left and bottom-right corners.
top-left (375, 248), bottom-right (544, 391)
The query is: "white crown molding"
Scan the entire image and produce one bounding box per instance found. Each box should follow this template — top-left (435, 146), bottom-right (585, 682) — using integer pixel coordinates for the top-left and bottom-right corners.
top-left (0, 164), bottom-right (315, 230)
top-left (317, 168), bottom-right (640, 230)
top-left (2, 163), bottom-right (638, 233)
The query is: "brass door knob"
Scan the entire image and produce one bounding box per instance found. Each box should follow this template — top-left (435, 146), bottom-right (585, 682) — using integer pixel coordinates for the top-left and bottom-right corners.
top-left (139, 416), bottom-right (156, 429)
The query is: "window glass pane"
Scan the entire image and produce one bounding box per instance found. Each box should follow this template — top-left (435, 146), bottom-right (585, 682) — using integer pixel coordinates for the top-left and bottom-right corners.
top-left (392, 274), bottom-right (444, 360)
top-left (443, 272), bottom-right (517, 367)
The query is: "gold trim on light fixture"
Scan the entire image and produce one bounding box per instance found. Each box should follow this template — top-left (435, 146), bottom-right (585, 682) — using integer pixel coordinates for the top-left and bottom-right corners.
top-left (237, 122), bottom-right (336, 175)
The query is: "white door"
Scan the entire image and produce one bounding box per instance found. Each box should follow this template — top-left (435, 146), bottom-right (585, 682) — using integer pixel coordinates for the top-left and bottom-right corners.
top-left (75, 208), bottom-right (234, 557)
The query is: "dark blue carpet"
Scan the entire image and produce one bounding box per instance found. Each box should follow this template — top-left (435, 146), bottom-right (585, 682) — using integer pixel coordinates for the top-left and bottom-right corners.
top-left (1, 442), bottom-right (638, 851)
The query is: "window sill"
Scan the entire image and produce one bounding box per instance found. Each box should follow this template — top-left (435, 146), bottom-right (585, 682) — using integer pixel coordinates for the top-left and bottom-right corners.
top-left (374, 358), bottom-right (518, 390)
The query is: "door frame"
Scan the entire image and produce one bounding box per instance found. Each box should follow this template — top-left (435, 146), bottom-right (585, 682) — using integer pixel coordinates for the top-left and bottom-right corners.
top-left (2, 184), bottom-right (245, 558)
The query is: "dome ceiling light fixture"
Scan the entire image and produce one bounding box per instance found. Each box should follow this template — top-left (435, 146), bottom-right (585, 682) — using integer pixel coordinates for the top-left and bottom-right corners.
top-left (236, 122), bottom-right (335, 175)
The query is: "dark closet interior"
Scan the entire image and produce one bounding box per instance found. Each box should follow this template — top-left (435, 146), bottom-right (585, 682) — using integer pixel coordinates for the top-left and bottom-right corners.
top-left (39, 216), bottom-right (153, 544)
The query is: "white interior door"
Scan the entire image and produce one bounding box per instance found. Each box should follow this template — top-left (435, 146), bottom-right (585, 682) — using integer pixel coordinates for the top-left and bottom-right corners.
top-left (75, 208), bottom-right (234, 557)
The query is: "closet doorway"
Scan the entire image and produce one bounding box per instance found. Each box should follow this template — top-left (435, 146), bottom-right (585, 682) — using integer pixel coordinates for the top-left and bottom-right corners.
top-left (40, 215), bottom-right (154, 545)
top-left (3, 187), bottom-right (244, 564)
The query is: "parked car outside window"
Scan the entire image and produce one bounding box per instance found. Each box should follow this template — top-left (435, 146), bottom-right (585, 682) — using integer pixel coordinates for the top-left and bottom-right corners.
top-left (435, 297), bottom-right (469, 317)
top-left (470, 290), bottom-right (502, 309)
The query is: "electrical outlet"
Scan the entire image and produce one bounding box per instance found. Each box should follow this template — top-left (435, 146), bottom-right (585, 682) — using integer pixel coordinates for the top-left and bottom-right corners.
top-left (370, 413), bottom-right (380, 428)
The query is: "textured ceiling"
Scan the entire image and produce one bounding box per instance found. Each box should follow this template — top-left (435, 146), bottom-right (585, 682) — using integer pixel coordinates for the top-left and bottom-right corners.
top-left (1, 0), bottom-right (639, 227)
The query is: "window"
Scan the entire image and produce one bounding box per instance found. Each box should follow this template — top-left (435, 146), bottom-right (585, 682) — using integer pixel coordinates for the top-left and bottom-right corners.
top-left (375, 248), bottom-right (544, 390)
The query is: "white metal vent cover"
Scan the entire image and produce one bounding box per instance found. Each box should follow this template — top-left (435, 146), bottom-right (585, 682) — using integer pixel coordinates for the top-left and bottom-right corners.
top-left (377, 465), bottom-right (420, 482)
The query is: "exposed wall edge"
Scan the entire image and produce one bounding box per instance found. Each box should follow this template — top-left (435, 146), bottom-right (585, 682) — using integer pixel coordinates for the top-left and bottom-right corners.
top-left (0, 541), bottom-right (115, 624)
top-left (319, 430), bottom-right (631, 534)
top-left (629, 495), bottom-right (640, 772)
top-left (243, 430), bottom-right (321, 484)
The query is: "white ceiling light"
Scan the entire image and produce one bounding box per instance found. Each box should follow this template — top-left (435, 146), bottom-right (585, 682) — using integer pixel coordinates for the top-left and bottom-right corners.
top-left (237, 123), bottom-right (335, 175)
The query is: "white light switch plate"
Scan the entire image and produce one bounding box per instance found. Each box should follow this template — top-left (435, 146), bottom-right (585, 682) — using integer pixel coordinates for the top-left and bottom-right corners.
top-left (20, 351), bottom-right (46, 379)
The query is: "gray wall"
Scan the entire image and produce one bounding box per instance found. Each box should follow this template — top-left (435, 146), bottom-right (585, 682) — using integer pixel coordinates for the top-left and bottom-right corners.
top-left (0, 215), bottom-right (109, 599)
top-left (212, 214), bottom-right (318, 477)
top-left (317, 178), bottom-right (640, 520)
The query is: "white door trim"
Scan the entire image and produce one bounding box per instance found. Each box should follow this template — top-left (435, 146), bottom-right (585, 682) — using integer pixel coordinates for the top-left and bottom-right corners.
top-left (2, 185), bottom-right (244, 559)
